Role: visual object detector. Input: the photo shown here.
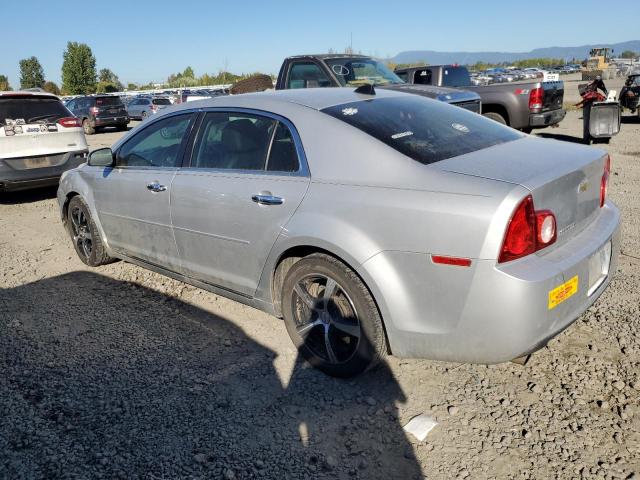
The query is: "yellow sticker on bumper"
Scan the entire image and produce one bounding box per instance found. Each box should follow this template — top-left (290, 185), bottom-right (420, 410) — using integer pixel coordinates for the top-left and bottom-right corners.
top-left (548, 275), bottom-right (579, 310)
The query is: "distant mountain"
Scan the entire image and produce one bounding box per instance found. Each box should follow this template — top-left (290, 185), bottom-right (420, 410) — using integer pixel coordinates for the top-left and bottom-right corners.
top-left (390, 40), bottom-right (640, 65)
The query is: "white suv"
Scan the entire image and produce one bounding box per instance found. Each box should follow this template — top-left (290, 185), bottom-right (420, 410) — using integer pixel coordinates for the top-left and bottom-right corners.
top-left (0, 91), bottom-right (88, 191)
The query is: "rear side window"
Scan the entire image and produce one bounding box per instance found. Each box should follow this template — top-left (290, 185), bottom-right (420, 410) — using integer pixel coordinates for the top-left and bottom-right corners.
top-left (413, 69), bottom-right (432, 85)
top-left (288, 62), bottom-right (331, 89)
top-left (0, 96), bottom-right (70, 124)
top-left (152, 98), bottom-right (171, 105)
top-left (441, 67), bottom-right (472, 87)
top-left (95, 96), bottom-right (123, 106)
top-left (322, 96), bottom-right (522, 165)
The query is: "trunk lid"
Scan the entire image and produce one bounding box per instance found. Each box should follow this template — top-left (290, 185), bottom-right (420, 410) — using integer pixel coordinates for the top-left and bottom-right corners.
top-left (94, 97), bottom-right (127, 117)
top-left (433, 136), bottom-right (607, 244)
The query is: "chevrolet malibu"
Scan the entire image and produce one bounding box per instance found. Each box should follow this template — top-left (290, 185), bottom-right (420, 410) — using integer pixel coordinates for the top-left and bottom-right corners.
top-left (57, 87), bottom-right (620, 377)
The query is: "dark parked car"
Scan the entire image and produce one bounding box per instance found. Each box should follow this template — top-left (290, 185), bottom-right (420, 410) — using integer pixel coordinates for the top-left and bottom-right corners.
top-left (66, 95), bottom-right (129, 135)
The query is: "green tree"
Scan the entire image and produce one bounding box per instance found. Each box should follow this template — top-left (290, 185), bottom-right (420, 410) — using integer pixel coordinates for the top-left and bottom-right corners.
top-left (98, 68), bottom-right (123, 90)
top-left (43, 81), bottom-right (61, 95)
top-left (182, 66), bottom-right (195, 78)
top-left (126, 82), bottom-right (138, 90)
top-left (61, 42), bottom-right (97, 95)
top-left (19, 56), bottom-right (45, 89)
top-left (0, 74), bottom-right (11, 91)
top-left (621, 50), bottom-right (637, 59)
top-left (96, 81), bottom-right (119, 93)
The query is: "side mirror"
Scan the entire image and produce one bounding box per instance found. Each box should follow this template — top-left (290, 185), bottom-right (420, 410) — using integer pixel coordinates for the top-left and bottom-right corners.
top-left (88, 147), bottom-right (115, 167)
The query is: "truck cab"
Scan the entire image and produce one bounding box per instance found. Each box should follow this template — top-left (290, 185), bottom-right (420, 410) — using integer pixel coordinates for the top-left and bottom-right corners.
top-left (276, 55), bottom-right (482, 114)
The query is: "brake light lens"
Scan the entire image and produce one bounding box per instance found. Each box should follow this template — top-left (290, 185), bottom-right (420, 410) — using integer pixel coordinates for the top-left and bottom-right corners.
top-left (499, 195), bottom-right (556, 263)
top-left (57, 117), bottom-right (81, 128)
top-left (600, 155), bottom-right (611, 208)
top-left (529, 87), bottom-right (544, 113)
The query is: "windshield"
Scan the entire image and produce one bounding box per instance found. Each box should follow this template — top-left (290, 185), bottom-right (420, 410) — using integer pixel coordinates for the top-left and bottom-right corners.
top-left (324, 58), bottom-right (404, 86)
top-left (0, 96), bottom-right (70, 124)
top-left (441, 66), bottom-right (472, 87)
top-left (322, 96), bottom-right (522, 165)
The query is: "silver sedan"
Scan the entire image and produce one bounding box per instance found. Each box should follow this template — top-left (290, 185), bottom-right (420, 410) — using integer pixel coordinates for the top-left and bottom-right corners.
top-left (57, 87), bottom-right (620, 377)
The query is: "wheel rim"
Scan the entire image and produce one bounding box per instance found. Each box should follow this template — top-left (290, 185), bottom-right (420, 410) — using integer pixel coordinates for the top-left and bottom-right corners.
top-left (291, 274), bottom-right (361, 365)
top-left (70, 206), bottom-right (93, 259)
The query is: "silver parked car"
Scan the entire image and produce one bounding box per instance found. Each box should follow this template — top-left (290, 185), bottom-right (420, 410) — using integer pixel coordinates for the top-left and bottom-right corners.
top-left (126, 97), bottom-right (171, 120)
top-left (57, 87), bottom-right (620, 377)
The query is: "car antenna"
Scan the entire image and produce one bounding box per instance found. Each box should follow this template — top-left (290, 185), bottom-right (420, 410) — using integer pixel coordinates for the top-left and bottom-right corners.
top-left (354, 83), bottom-right (375, 95)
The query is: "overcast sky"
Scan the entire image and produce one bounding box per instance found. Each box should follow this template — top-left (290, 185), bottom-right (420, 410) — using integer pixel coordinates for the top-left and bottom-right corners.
top-left (2, 0), bottom-right (637, 88)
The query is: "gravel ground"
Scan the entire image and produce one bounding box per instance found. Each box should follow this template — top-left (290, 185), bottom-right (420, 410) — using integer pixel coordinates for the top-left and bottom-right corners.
top-left (1, 108), bottom-right (639, 479)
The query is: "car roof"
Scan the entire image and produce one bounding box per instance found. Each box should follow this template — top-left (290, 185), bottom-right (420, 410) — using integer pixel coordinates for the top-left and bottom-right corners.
top-left (173, 87), bottom-right (405, 112)
top-left (286, 54), bottom-right (370, 61)
top-left (0, 90), bottom-right (59, 98)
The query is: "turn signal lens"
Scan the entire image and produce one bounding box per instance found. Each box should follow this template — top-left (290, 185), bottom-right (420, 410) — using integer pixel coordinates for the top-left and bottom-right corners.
top-left (499, 195), bottom-right (557, 263)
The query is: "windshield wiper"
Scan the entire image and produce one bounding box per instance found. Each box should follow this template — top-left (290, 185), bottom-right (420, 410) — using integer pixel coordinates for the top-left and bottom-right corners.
top-left (27, 114), bottom-right (62, 123)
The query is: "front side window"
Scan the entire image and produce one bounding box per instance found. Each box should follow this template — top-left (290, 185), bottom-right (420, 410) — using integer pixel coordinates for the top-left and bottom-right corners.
top-left (191, 112), bottom-right (300, 173)
top-left (322, 96), bottom-right (522, 165)
top-left (116, 114), bottom-right (193, 168)
top-left (288, 62), bottom-right (331, 89)
top-left (324, 58), bottom-right (404, 86)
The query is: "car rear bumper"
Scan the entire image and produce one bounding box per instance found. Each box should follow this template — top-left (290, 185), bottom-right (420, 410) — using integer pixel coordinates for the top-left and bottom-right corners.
top-left (94, 116), bottom-right (129, 127)
top-left (363, 202), bottom-right (621, 363)
top-left (0, 150), bottom-right (88, 191)
top-left (530, 108), bottom-right (566, 128)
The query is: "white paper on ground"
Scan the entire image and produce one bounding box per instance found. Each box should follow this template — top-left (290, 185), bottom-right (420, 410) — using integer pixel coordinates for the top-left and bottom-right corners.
top-left (403, 413), bottom-right (438, 441)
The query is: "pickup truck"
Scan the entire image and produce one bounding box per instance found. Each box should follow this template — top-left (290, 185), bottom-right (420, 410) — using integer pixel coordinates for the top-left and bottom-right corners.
top-left (394, 64), bottom-right (565, 132)
top-left (275, 54), bottom-right (482, 114)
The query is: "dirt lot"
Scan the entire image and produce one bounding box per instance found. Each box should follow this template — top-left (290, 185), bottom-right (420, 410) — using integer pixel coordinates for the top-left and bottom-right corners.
top-left (1, 102), bottom-right (639, 479)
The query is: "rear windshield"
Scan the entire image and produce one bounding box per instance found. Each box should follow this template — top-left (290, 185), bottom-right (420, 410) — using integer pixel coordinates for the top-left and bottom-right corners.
top-left (152, 98), bottom-right (171, 105)
top-left (95, 96), bottom-right (123, 106)
top-left (441, 66), bottom-right (472, 87)
top-left (0, 96), bottom-right (69, 125)
top-left (322, 96), bottom-right (522, 165)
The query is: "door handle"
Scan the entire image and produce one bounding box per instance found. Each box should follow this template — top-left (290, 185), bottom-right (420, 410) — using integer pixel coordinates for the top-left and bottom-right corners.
top-left (252, 194), bottom-right (284, 205)
top-left (146, 182), bottom-right (167, 193)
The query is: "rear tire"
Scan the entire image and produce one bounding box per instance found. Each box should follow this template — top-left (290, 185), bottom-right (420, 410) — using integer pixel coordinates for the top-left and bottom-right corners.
top-left (281, 253), bottom-right (386, 377)
top-left (483, 111), bottom-right (507, 125)
top-left (117, 123), bottom-right (128, 131)
top-left (141, 111), bottom-right (148, 120)
top-left (520, 127), bottom-right (533, 134)
top-left (82, 119), bottom-right (95, 135)
top-left (67, 196), bottom-right (114, 267)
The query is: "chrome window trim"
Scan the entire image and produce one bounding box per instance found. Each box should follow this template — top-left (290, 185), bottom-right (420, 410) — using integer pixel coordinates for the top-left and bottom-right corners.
top-left (180, 107), bottom-right (310, 178)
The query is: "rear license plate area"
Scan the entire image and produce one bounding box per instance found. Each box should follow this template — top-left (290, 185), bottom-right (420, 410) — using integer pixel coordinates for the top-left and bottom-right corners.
top-left (588, 240), bottom-right (612, 296)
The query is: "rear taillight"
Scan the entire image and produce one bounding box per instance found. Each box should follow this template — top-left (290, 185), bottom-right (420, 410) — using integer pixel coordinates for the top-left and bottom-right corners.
top-left (529, 87), bottom-right (544, 113)
top-left (90, 106), bottom-right (99, 115)
top-left (600, 155), bottom-right (611, 208)
top-left (57, 117), bottom-right (81, 128)
top-left (499, 195), bottom-right (556, 263)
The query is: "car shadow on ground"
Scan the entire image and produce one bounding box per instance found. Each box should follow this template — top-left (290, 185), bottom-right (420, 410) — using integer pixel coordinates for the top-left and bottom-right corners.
top-left (534, 132), bottom-right (586, 144)
top-left (621, 115), bottom-right (640, 124)
top-left (0, 271), bottom-right (422, 479)
top-left (0, 186), bottom-right (58, 205)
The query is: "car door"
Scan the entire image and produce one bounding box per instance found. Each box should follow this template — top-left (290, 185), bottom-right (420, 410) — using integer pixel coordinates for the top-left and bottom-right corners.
top-left (91, 112), bottom-right (197, 270)
top-left (170, 109), bottom-right (310, 296)
top-left (127, 99), bottom-right (139, 118)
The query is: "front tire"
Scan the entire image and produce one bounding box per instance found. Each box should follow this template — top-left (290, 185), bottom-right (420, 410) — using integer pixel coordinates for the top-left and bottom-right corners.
top-left (483, 111), bottom-right (507, 125)
top-left (281, 254), bottom-right (386, 377)
top-left (67, 196), bottom-right (114, 267)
